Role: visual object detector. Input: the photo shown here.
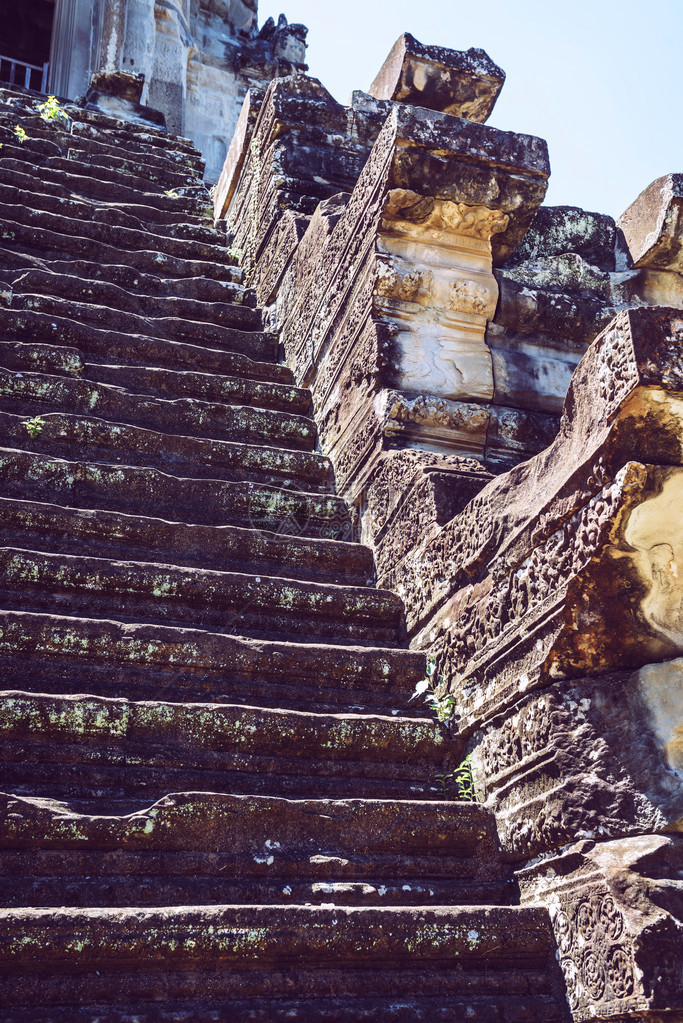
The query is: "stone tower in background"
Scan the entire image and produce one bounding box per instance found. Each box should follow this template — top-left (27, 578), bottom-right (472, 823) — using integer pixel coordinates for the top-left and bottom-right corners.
top-left (0, 0), bottom-right (307, 180)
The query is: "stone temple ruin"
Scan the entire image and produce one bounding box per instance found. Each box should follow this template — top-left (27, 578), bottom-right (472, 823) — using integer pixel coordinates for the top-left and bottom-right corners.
top-left (0, 2), bottom-right (681, 1020)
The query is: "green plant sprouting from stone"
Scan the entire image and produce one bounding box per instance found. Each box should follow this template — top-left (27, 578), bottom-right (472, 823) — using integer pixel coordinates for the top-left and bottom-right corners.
top-left (410, 655), bottom-right (457, 724)
top-left (435, 755), bottom-right (481, 803)
top-left (164, 189), bottom-right (180, 199)
top-left (21, 416), bottom-right (44, 438)
top-left (13, 125), bottom-right (27, 144)
top-left (36, 95), bottom-right (68, 123)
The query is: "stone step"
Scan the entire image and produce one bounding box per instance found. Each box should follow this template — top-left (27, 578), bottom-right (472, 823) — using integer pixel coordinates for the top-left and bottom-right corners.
top-left (0, 369), bottom-right (315, 451)
top-left (0, 201), bottom-right (235, 267)
top-left (69, 118), bottom-right (204, 167)
top-left (0, 691), bottom-right (449, 803)
top-left (0, 217), bottom-right (241, 283)
top-left (7, 267), bottom-right (259, 330)
top-left (89, 362), bottom-right (310, 416)
top-left (0, 152), bottom-right (212, 217)
top-left (0, 247), bottom-right (244, 296)
top-left (65, 125), bottom-right (206, 177)
top-left (0, 309), bottom-right (288, 382)
top-left (0, 408), bottom-right (329, 489)
top-left (0, 547), bottom-right (403, 645)
top-left (0, 124), bottom-right (201, 196)
top-left (0, 448), bottom-right (343, 530)
top-left (7, 292), bottom-right (272, 358)
top-left (0, 90), bottom-right (189, 154)
top-left (0, 791), bottom-right (509, 908)
top-left (0, 499), bottom-right (370, 585)
top-left (0, 610), bottom-right (425, 713)
top-left (0, 342), bottom-right (308, 416)
top-left (67, 112), bottom-right (199, 155)
top-left (0, 174), bottom-right (220, 244)
top-left (0, 101), bottom-right (203, 165)
top-left (63, 147), bottom-right (199, 191)
top-left (0, 904), bottom-right (563, 1021)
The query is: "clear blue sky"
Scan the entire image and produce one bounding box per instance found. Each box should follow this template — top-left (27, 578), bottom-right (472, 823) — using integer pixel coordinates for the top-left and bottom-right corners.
top-left (261, 0), bottom-right (683, 220)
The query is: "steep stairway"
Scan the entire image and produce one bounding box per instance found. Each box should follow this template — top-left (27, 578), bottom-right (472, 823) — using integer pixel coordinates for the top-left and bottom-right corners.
top-left (0, 85), bottom-right (567, 1020)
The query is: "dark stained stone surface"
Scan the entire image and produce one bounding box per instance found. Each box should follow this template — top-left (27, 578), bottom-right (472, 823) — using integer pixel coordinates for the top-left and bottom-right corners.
top-left (368, 32), bottom-right (505, 122)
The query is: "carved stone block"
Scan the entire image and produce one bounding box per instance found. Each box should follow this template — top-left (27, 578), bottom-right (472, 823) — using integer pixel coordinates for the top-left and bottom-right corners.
top-left (618, 173), bottom-right (683, 272)
top-left (518, 837), bottom-right (683, 1021)
top-left (368, 32), bottom-right (505, 123)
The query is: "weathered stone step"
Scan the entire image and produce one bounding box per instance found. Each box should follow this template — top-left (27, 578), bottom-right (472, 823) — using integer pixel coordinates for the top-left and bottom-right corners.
top-left (0, 152), bottom-right (212, 218)
top-left (0, 342), bottom-right (307, 416)
top-left (0, 177), bottom-right (225, 246)
top-left (0, 610), bottom-right (425, 713)
top-left (0, 997), bottom-right (564, 1023)
top-left (0, 247), bottom-right (244, 297)
top-left (8, 268), bottom-right (259, 331)
top-left (66, 126), bottom-right (205, 177)
top-left (0, 217), bottom-right (240, 283)
top-left (0, 499), bottom-right (369, 585)
top-left (0, 369), bottom-right (315, 451)
top-left (0, 90), bottom-right (190, 156)
top-left (0, 904), bottom-right (562, 1021)
top-left (2, 125), bottom-right (199, 196)
top-left (67, 111), bottom-right (199, 155)
top-left (0, 163), bottom-right (210, 225)
top-left (90, 363), bottom-right (310, 416)
top-left (0, 792), bottom-right (508, 908)
top-left (7, 292), bottom-right (272, 358)
top-left (0, 691), bottom-right (449, 803)
top-left (0, 309), bottom-right (287, 383)
top-left (69, 117), bottom-right (203, 165)
top-left (0, 201), bottom-right (235, 266)
top-left (0, 547), bottom-right (403, 645)
top-left (0, 448), bottom-right (343, 530)
top-left (63, 147), bottom-right (199, 191)
top-left (0, 411), bottom-right (328, 494)
top-left (0, 341), bottom-right (84, 378)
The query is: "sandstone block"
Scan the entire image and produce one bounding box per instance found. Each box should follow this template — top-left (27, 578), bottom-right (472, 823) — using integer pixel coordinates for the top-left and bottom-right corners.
top-left (368, 32), bottom-right (505, 122)
top-left (618, 172), bottom-right (683, 271)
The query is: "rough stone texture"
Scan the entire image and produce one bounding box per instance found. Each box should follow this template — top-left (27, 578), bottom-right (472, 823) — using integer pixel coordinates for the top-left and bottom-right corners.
top-left (518, 836), bottom-right (683, 1021)
top-left (218, 74), bottom-right (382, 307)
top-left (379, 307), bottom-right (683, 1020)
top-left (618, 172), bottom-right (683, 271)
top-left (368, 32), bottom-right (505, 122)
top-left (271, 99), bottom-right (550, 534)
top-left (6, 17), bottom-right (683, 1019)
top-left (48, 0), bottom-right (309, 181)
top-left (0, 80), bottom-right (569, 1021)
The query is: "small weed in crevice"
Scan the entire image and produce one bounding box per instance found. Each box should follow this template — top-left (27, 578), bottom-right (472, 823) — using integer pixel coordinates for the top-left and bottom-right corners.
top-left (14, 126), bottom-right (27, 144)
top-left (435, 755), bottom-right (482, 802)
top-left (410, 655), bottom-right (459, 725)
top-left (21, 415), bottom-right (44, 438)
top-left (36, 96), bottom-right (68, 123)
top-left (164, 189), bottom-right (180, 199)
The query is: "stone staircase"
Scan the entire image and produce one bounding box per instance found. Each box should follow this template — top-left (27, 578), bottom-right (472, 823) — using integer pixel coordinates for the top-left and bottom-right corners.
top-left (0, 85), bottom-right (567, 1020)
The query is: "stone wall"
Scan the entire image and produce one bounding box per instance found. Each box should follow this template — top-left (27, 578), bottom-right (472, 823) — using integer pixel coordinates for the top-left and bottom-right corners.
top-left (48, 0), bottom-right (307, 180)
top-left (217, 31), bottom-right (683, 1020)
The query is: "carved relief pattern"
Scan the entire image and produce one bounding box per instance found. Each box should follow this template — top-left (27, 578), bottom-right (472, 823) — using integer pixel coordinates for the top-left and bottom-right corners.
top-left (382, 189), bottom-right (509, 240)
top-left (386, 392), bottom-right (489, 435)
top-left (446, 474), bottom-right (625, 675)
top-left (374, 260), bottom-right (431, 302)
top-left (447, 278), bottom-right (491, 315)
top-left (551, 892), bottom-right (635, 1014)
top-left (594, 325), bottom-right (635, 409)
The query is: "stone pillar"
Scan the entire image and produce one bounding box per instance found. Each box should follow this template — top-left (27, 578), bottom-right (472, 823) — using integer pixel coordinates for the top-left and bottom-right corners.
top-left (48, 0), bottom-right (105, 99)
top-left (277, 102), bottom-right (549, 523)
top-left (146, 0), bottom-right (190, 136)
top-left (374, 190), bottom-right (508, 404)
